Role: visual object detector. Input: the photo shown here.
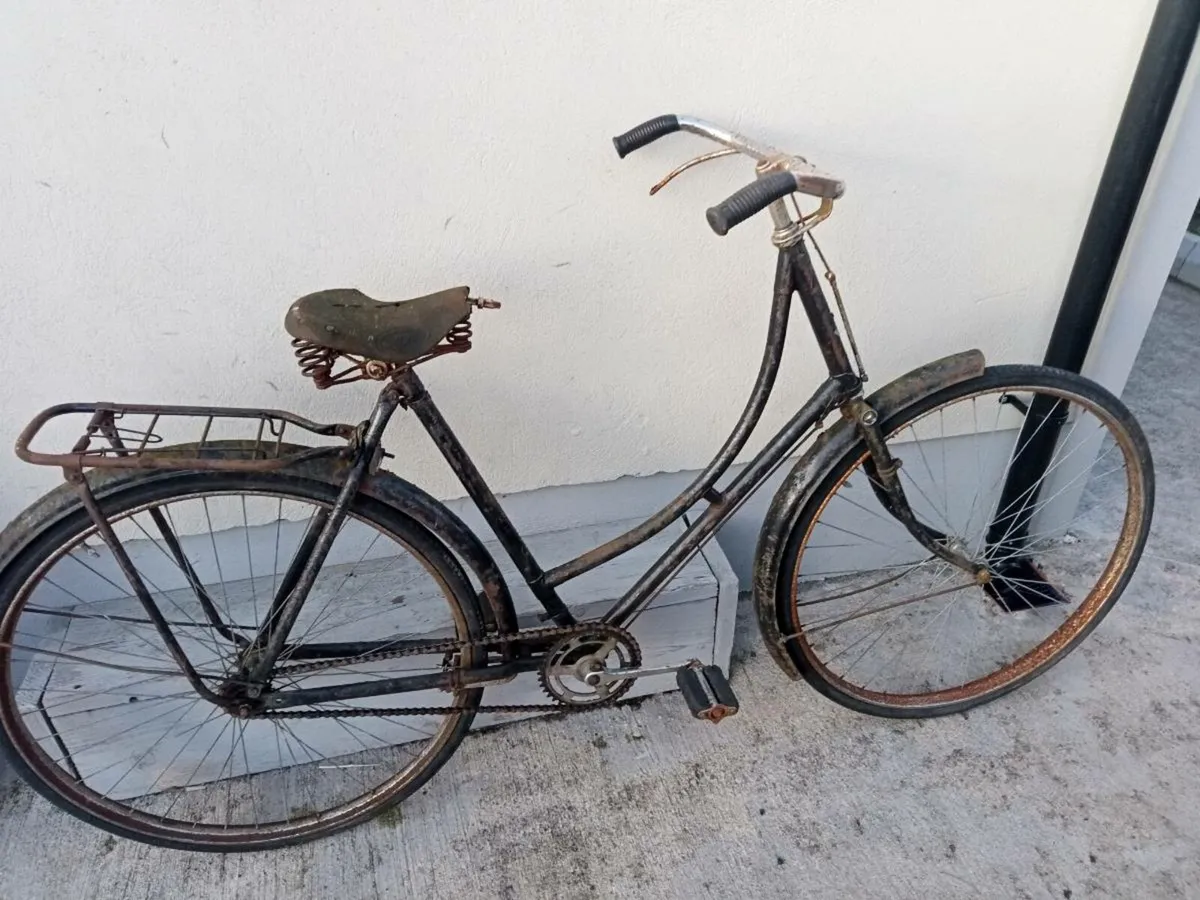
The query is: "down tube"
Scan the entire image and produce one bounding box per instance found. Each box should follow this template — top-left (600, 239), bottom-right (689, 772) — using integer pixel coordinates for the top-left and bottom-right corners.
top-left (603, 374), bottom-right (857, 629)
top-left (543, 248), bottom-right (800, 588)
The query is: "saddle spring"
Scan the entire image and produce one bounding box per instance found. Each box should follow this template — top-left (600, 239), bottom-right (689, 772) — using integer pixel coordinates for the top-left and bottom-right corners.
top-left (442, 320), bottom-right (473, 353)
top-left (292, 317), bottom-right (474, 389)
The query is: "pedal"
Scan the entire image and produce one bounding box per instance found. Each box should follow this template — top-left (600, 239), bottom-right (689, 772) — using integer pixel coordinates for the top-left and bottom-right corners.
top-left (676, 663), bottom-right (739, 723)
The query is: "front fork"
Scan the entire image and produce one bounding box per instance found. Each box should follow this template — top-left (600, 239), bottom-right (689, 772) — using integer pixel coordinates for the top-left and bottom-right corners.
top-left (845, 398), bottom-right (990, 582)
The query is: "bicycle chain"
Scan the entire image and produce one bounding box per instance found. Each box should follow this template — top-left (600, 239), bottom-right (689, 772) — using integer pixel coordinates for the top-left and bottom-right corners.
top-left (260, 622), bottom-right (633, 720)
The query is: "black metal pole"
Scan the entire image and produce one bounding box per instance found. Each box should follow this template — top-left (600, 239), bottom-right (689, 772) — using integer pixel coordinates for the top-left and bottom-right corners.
top-left (987, 0), bottom-right (1200, 555)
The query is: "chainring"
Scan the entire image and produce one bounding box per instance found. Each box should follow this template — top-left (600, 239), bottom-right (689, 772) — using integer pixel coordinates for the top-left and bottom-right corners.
top-left (536, 624), bottom-right (642, 708)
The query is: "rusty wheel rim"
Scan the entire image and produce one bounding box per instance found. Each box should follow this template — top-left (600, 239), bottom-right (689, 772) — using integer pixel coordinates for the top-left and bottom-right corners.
top-left (0, 480), bottom-right (477, 847)
top-left (786, 381), bottom-right (1148, 710)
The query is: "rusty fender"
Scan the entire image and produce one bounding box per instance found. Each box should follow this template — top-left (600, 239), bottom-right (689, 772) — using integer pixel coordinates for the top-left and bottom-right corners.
top-left (291, 454), bottom-right (519, 638)
top-left (0, 441), bottom-right (517, 639)
top-left (752, 349), bottom-right (986, 679)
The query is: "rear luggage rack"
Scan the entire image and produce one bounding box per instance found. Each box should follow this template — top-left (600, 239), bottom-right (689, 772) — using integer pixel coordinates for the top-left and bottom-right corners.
top-left (16, 403), bottom-right (359, 474)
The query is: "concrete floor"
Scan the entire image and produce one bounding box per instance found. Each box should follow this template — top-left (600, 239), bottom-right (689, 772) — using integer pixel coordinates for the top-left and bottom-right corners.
top-left (2, 280), bottom-right (1199, 899)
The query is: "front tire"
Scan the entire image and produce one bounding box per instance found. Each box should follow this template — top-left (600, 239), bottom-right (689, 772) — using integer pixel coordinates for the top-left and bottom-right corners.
top-left (775, 365), bottom-right (1153, 717)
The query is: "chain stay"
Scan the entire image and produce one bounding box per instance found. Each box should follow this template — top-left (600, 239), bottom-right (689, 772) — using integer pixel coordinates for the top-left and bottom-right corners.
top-left (265, 701), bottom-right (586, 719)
top-left (262, 622), bottom-right (629, 720)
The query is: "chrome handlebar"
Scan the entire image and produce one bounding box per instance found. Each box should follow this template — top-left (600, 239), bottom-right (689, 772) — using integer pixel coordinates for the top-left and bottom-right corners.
top-left (672, 115), bottom-right (783, 163)
top-left (612, 114), bottom-right (844, 236)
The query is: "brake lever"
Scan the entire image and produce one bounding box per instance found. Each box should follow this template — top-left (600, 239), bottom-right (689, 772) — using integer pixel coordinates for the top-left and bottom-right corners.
top-left (648, 147), bottom-right (740, 196)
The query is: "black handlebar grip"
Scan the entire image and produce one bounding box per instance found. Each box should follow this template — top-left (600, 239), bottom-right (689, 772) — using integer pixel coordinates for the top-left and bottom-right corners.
top-left (612, 115), bottom-right (680, 158)
top-left (705, 171), bottom-right (799, 236)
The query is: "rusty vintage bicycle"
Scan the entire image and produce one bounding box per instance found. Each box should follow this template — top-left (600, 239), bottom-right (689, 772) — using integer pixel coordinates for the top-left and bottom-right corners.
top-left (0, 115), bottom-right (1154, 850)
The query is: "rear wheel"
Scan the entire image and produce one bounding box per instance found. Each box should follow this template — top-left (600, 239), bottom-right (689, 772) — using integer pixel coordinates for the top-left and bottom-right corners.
top-left (777, 365), bottom-right (1153, 717)
top-left (0, 468), bottom-right (483, 850)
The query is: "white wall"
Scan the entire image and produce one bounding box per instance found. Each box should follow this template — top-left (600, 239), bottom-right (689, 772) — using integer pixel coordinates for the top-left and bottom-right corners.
top-left (1084, 30), bottom-right (1200, 396)
top-left (0, 1), bottom-right (1158, 524)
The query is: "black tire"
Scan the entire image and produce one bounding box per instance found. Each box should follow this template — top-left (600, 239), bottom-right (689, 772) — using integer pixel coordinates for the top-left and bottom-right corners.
top-left (777, 365), bottom-right (1153, 718)
top-left (0, 463), bottom-right (485, 851)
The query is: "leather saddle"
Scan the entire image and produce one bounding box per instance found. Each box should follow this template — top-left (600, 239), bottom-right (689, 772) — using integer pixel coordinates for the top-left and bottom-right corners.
top-left (284, 286), bottom-right (472, 364)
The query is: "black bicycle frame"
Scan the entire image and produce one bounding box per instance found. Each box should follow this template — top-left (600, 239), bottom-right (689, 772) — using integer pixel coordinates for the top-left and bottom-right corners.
top-left (254, 240), bottom-right (866, 708)
top-left (400, 239), bottom-right (861, 630)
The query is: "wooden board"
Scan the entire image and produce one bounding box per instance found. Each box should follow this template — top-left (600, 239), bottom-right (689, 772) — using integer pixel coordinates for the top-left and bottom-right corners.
top-left (685, 512), bottom-right (740, 674)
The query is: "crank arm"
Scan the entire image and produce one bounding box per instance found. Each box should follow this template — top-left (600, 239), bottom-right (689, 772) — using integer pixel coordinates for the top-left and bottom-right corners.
top-left (586, 659), bottom-right (703, 686)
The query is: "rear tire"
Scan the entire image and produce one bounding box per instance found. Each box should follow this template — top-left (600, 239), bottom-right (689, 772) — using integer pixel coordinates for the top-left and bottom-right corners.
top-left (0, 463), bottom-right (484, 851)
top-left (776, 365), bottom-right (1153, 717)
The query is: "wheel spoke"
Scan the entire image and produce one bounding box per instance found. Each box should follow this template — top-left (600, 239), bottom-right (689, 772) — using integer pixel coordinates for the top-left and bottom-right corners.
top-left (0, 483), bottom-right (478, 846)
top-left (785, 373), bottom-right (1147, 710)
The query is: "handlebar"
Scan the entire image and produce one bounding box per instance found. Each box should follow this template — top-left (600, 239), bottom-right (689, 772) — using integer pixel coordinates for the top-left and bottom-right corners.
top-left (612, 115), bottom-right (680, 158)
top-left (612, 114), bottom-right (845, 235)
top-left (614, 115), bottom-right (780, 162)
top-left (705, 172), bottom-right (799, 237)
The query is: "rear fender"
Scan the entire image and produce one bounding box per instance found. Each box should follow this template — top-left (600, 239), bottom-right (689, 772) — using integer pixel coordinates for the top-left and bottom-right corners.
top-left (355, 469), bottom-right (518, 636)
top-left (291, 456), bottom-right (519, 637)
top-left (752, 350), bottom-right (986, 679)
top-left (0, 442), bottom-right (518, 638)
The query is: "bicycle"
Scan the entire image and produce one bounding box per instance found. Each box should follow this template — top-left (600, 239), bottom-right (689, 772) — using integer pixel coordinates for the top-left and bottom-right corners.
top-left (0, 114), bottom-right (1154, 851)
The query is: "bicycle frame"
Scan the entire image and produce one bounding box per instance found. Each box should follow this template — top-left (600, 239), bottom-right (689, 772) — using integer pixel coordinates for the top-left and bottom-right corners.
top-left (14, 231), bottom-right (963, 709)
top-left (240, 237), bottom-right (865, 695)
top-left (7, 227), bottom-right (982, 713)
top-left (400, 240), bottom-right (863, 631)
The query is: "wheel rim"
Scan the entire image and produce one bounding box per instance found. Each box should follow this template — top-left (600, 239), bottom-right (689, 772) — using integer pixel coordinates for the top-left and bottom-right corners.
top-left (0, 483), bottom-right (476, 845)
top-left (786, 380), bottom-right (1148, 710)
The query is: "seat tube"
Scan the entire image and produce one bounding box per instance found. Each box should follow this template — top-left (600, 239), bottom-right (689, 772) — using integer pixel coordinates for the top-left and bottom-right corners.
top-left (394, 369), bottom-right (576, 625)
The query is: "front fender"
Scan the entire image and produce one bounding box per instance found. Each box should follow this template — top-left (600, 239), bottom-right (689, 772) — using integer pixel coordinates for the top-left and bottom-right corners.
top-left (752, 349), bottom-right (986, 679)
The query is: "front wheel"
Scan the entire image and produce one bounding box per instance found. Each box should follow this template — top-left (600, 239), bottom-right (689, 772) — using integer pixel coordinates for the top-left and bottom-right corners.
top-left (776, 365), bottom-right (1153, 717)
